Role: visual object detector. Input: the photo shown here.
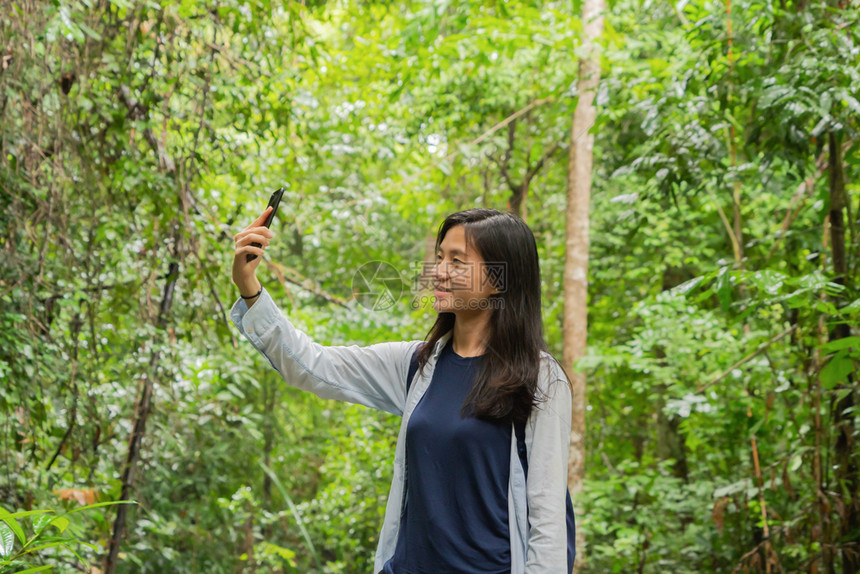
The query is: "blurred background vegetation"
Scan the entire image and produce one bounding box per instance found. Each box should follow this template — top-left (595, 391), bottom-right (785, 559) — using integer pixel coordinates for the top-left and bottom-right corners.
top-left (0, 0), bottom-right (858, 572)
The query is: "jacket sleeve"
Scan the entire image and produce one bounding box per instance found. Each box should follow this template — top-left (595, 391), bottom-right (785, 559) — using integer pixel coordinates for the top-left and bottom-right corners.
top-left (524, 360), bottom-right (572, 573)
top-left (230, 287), bottom-right (420, 416)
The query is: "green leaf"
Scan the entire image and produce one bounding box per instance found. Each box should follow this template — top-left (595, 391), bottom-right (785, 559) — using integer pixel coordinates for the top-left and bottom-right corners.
top-left (259, 462), bottom-right (321, 571)
top-left (713, 478), bottom-right (752, 498)
top-left (820, 351), bottom-right (855, 390)
top-left (65, 500), bottom-right (136, 515)
top-left (77, 22), bottom-right (102, 41)
top-left (0, 510), bottom-right (52, 521)
top-left (20, 541), bottom-right (68, 555)
top-left (819, 336), bottom-right (860, 353)
top-left (0, 508), bottom-right (26, 546)
top-left (32, 514), bottom-right (53, 535)
top-left (838, 90), bottom-right (860, 115)
top-left (0, 522), bottom-right (14, 557)
top-left (671, 275), bottom-right (704, 296)
top-left (12, 566), bottom-right (53, 574)
top-left (49, 516), bottom-right (69, 534)
top-left (748, 416), bottom-right (766, 437)
top-left (839, 298), bottom-right (860, 315)
top-left (260, 541), bottom-right (296, 566)
top-left (789, 453), bottom-right (804, 472)
top-left (759, 85), bottom-right (792, 108)
top-left (714, 266), bottom-right (731, 312)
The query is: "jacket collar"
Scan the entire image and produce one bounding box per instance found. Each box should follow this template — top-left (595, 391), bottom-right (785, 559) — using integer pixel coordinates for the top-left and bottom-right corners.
top-left (432, 330), bottom-right (454, 359)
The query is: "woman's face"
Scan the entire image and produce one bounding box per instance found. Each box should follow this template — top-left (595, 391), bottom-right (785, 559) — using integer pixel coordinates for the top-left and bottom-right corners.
top-left (431, 225), bottom-right (500, 314)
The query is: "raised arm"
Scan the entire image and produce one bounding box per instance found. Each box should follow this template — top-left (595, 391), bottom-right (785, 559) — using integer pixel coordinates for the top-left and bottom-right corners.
top-left (231, 288), bottom-right (420, 415)
top-left (230, 206), bottom-right (419, 415)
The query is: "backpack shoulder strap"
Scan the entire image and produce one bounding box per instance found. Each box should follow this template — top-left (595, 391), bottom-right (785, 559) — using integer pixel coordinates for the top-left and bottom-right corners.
top-left (514, 417), bottom-right (576, 572)
top-left (514, 419), bottom-right (528, 476)
top-left (406, 343), bottom-right (424, 393)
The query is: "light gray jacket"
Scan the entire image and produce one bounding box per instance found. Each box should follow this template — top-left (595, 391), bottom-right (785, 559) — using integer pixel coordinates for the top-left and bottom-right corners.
top-left (231, 287), bottom-right (572, 574)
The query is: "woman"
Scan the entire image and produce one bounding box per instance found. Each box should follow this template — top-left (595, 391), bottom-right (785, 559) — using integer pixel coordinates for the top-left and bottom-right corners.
top-left (231, 207), bottom-right (572, 574)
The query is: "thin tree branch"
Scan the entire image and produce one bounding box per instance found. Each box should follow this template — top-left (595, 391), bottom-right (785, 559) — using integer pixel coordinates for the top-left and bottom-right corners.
top-left (697, 324), bottom-right (799, 394)
top-left (765, 151), bottom-right (828, 262)
top-left (118, 84), bottom-right (176, 173)
top-left (706, 186), bottom-right (742, 266)
top-left (524, 141), bottom-right (563, 183)
top-left (486, 152), bottom-right (519, 195)
top-left (266, 260), bottom-right (347, 308)
top-left (192, 249), bottom-right (238, 349)
top-left (369, 96), bottom-right (555, 198)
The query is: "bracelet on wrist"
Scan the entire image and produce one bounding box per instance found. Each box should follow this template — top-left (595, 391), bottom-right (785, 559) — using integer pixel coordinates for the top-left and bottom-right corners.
top-left (240, 286), bottom-right (263, 300)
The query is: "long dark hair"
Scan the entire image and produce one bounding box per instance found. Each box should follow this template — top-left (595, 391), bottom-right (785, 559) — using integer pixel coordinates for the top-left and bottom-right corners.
top-left (416, 208), bottom-right (560, 424)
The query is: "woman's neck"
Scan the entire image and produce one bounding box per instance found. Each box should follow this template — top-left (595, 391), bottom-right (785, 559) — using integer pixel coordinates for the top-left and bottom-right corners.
top-left (451, 311), bottom-right (493, 357)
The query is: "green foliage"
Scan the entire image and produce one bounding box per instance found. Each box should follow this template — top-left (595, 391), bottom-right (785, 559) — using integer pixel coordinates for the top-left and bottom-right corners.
top-left (1, 0), bottom-right (858, 571)
top-left (0, 502), bottom-right (132, 573)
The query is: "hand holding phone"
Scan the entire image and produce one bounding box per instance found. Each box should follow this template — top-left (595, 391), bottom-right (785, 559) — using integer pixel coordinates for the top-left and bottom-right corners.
top-left (246, 187), bottom-right (285, 262)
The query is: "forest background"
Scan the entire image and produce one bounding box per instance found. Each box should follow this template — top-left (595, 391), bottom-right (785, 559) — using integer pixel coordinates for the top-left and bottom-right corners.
top-left (1, 0), bottom-right (858, 572)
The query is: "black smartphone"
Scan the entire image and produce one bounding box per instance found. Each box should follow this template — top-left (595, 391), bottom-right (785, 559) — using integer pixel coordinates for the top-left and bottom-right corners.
top-left (246, 187), bottom-right (285, 262)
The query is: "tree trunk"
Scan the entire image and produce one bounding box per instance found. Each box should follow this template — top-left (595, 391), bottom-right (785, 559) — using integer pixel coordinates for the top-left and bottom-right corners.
top-left (262, 381), bottom-right (275, 538)
top-left (827, 131), bottom-right (858, 574)
top-left (104, 246), bottom-right (181, 574)
top-left (656, 271), bottom-right (690, 484)
top-left (563, 0), bottom-right (605, 570)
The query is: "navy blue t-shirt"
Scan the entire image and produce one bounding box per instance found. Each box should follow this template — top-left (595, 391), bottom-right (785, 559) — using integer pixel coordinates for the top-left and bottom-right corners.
top-left (383, 339), bottom-right (512, 574)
